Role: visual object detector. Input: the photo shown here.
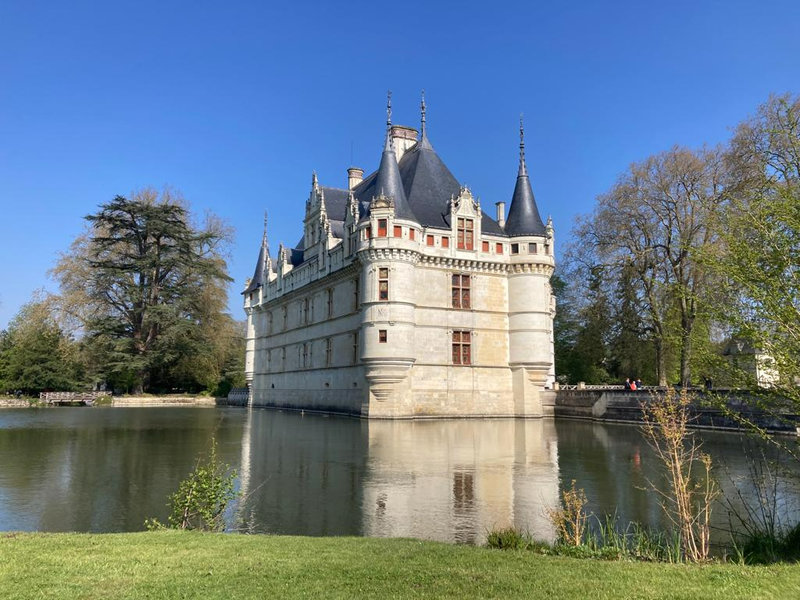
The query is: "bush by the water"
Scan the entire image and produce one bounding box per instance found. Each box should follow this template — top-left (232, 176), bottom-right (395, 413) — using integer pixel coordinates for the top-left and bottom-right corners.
top-left (146, 438), bottom-right (237, 531)
top-left (737, 522), bottom-right (800, 564)
top-left (486, 518), bottom-right (683, 563)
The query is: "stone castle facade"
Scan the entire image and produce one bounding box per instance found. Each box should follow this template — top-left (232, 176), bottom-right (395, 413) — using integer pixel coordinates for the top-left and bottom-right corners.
top-left (243, 99), bottom-right (555, 418)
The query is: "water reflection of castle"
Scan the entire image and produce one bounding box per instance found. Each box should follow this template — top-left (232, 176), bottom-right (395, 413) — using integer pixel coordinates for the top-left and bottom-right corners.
top-left (237, 411), bottom-right (559, 544)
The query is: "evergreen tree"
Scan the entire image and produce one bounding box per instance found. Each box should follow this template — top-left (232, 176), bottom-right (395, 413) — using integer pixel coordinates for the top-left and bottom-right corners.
top-left (52, 189), bottom-right (233, 394)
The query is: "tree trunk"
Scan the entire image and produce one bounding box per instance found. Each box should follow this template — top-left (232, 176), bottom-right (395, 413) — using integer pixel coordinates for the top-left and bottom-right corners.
top-left (680, 322), bottom-right (693, 388)
top-left (655, 337), bottom-right (668, 386)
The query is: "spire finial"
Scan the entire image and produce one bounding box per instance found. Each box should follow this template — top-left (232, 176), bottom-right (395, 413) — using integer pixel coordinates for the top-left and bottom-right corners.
top-left (420, 89), bottom-right (426, 136)
top-left (263, 211), bottom-right (268, 243)
top-left (518, 113), bottom-right (528, 177)
top-left (386, 90), bottom-right (392, 128)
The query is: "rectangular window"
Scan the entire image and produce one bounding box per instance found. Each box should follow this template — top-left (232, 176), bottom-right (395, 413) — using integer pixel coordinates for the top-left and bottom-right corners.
top-left (409, 229), bottom-right (415, 241)
top-left (352, 331), bottom-right (359, 364)
top-left (457, 218), bottom-right (474, 250)
top-left (302, 298), bottom-right (309, 324)
top-left (393, 225), bottom-right (402, 237)
top-left (364, 227), bottom-right (371, 240)
top-left (282, 306), bottom-right (288, 330)
top-left (511, 243), bottom-right (519, 254)
top-left (325, 338), bottom-right (332, 366)
top-left (482, 240), bottom-right (489, 252)
top-left (452, 331), bottom-right (472, 365)
top-left (426, 234), bottom-right (434, 246)
top-left (377, 219), bottom-right (387, 237)
top-left (378, 267), bottom-right (389, 301)
top-left (267, 312), bottom-right (273, 335)
top-left (379, 329), bottom-right (387, 343)
top-left (442, 236), bottom-right (450, 248)
top-left (544, 243), bottom-right (550, 255)
top-left (353, 277), bottom-right (360, 311)
top-left (495, 243), bottom-right (503, 254)
top-left (529, 242), bottom-right (537, 254)
top-left (451, 274), bottom-right (471, 309)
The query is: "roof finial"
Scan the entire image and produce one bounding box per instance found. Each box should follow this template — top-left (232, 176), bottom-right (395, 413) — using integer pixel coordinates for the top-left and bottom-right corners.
top-left (519, 113), bottom-right (525, 161)
top-left (420, 89), bottom-right (426, 136)
top-left (263, 211), bottom-right (268, 243)
top-left (386, 90), bottom-right (392, 128)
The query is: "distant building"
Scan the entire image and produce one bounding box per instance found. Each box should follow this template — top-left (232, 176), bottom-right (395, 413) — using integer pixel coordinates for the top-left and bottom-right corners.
top-left (243, 97), bottom-right (555, 418)
top-left (722, 338), bottom-right (780, 388)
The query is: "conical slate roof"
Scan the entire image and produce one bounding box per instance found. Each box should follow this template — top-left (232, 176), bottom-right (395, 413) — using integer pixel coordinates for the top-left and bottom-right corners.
top-left (355, 128), bottom-right (417, 222)
top-left (243, 230), bottom-right (269, 294)
top-left (504, 124), bottom-right (546, 236)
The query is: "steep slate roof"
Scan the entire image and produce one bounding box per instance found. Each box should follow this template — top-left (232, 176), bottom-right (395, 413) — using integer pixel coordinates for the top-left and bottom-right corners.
top-left (320, 186), bottom-right (350, 221)
top-left (353, 129), bottom-right (506, 235)
top-left (286, 121), bottom-right (514, 268)
top-left (354, 130), bottom-right (417, 222)
top-left (243, 232), bottom-right (269, 294)
top-left (503, 129), bottom-right (546, 236)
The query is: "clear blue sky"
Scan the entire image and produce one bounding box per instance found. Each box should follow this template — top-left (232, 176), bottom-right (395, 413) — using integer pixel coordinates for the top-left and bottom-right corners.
top-left (1, 0), bottom-right (798, 328)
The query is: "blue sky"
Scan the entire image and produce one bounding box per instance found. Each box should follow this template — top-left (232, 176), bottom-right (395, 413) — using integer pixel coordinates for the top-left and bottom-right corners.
top-left (1, 0), bottom-right (798, 328)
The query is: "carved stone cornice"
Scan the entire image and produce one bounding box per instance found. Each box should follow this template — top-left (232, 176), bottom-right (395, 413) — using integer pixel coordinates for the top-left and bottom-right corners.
top-left (417, 254), bottom-right (553, 275)
top-left (358, 247), bottom-right (421, 264)
top-left (509, 263), bottom-right (555, 276)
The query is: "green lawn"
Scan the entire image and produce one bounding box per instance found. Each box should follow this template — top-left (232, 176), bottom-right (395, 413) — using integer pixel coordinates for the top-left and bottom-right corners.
top-left (1, 532), bottom-right (799, 599)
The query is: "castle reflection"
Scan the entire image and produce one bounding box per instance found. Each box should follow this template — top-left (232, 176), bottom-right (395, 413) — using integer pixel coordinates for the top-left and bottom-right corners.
top-left (237, 411), bottom-right (559, 543)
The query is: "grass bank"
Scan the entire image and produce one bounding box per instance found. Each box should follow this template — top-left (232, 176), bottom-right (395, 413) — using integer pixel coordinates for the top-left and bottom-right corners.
top-left (2, 532), bottom-right (799, 599)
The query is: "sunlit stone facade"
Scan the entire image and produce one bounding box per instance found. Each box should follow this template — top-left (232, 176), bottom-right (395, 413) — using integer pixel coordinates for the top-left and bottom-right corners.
top-left (243, 108), bottom-right (555, 418)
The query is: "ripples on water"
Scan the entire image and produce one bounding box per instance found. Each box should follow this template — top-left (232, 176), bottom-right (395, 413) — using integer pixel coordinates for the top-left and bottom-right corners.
top-left (0, 407), bottom-right (798, 546)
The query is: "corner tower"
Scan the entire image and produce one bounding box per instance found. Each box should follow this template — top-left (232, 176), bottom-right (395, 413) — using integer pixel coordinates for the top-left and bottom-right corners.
top-left (504, 118), bottom-right (555, 413)
top-left (357, 93), bottom-right (420, 415)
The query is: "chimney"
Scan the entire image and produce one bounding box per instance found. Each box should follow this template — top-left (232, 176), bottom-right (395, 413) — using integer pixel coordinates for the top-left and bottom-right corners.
top-left (390, 125), bottom-right (418, 162)
top-left (348, 167), bottom-right (364, 190)
top-left (495, 202), bottom-right (506, 228)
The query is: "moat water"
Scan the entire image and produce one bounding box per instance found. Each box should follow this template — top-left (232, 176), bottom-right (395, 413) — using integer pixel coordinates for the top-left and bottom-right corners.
top-left (1, 407), bottom-right (798, 546)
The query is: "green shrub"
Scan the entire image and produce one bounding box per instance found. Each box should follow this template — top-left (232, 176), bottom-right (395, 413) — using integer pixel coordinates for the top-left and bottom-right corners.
top-left (146, 438), bottom-right (238, 532)
top-left (739, 522), bottom-right (800, 564)
top-left (486, 527), bottom-right (531, 550)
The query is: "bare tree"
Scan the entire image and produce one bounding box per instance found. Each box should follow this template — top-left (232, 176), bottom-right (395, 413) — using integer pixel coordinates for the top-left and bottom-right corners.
top-left (574, 147), bottom-right (725, 386)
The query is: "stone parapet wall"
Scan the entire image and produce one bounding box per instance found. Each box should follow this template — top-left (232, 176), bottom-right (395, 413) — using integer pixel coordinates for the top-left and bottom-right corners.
top-left (0, 398), bottom-right (30, 408)
top-left (111, 396), bottom-right (217, 407)
top-left (554, 388), bottom-right (799, 434)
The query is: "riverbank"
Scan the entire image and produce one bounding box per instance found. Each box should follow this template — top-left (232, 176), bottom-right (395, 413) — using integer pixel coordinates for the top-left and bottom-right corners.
top-left (0, 394), bottom-right (222, 408)
top-left (1, 532), bottom-right (798, 599)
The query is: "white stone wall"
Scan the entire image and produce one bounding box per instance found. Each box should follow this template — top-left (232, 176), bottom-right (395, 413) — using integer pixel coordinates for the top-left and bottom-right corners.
top-left (245, 190), bottom-right (555, 418)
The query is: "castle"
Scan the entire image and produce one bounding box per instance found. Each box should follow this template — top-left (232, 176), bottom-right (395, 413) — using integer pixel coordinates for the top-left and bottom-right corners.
top-left (243, 96), bottom-right (555, 418)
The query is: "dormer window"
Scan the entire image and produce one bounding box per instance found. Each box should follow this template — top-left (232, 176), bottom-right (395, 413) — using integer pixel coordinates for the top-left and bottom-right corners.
top-left (457, 218), bottom-right (474, 250)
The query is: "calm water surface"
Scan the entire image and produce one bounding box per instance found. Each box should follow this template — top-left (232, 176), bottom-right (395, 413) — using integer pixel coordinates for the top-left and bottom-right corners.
top-left (0, 407), bottom-right (798, 545)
